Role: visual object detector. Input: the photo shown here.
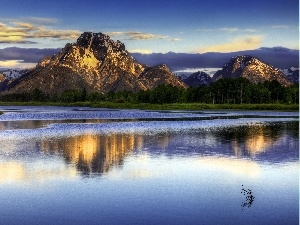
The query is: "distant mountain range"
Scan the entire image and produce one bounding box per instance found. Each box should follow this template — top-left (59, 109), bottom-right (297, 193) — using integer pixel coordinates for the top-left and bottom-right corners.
top-left (177, 57), bottom-right (298, 87)
top-left (0, 32), bottom-right (298, 94)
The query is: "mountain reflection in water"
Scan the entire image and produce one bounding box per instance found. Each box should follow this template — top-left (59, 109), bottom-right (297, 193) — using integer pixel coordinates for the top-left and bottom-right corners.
top-left (41, 133), bottom-right (143, 176)
top-left (29, 121), bottom-right (299, 176)
top-left (0, 121), bottom-right (298, 181)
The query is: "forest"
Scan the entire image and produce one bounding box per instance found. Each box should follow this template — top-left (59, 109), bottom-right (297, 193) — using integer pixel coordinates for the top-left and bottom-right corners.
top-left (0, 78), bottom-right (298, 105)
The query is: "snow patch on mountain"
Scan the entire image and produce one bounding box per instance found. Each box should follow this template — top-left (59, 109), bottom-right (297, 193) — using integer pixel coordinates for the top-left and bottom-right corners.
top-left (280, 67), bottom-right (299, 75)
top-left (281, 67), bottom-right (299, 83)
top-left (0, 69), bottom-right (27, 80)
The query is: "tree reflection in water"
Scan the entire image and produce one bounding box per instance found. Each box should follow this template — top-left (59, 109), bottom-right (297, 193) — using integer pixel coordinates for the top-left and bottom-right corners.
top-left (214, 122), bottom-right (299, 158)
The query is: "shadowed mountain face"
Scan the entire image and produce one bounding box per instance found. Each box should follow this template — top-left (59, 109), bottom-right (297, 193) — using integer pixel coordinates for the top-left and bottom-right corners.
top-left (5, 32), bottom-right (186, 94)
top-left (213, 55), bottom-right (292, 86)
top-left (178, 71), bottom-right (212, 87)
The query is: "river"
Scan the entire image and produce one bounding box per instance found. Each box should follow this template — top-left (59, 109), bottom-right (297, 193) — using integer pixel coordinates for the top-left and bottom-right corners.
top-left (0, 106), bottom-right (298, 225)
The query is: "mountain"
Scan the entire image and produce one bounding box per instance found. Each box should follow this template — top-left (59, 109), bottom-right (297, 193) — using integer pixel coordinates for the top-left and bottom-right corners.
top-left (0, 73), bottom-right (7, 91)
top-left (213, 55), bottom-right (292, 86)
top-left (280, 67), bottom-right (299, 83)
top-left (178, 71), bottom-right (212, 87)
top-left (0, 69), bottom-right (28, 80)
top-left (0, 69), bottom-right (28, 91)
top-left (138, 64), bottom-right (186, 89)
top-left (4, 32), bottom-right (186, 94)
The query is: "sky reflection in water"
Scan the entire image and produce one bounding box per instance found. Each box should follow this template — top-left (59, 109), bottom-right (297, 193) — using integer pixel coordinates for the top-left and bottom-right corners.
top-left (0, 107), bottom-right (298, 225)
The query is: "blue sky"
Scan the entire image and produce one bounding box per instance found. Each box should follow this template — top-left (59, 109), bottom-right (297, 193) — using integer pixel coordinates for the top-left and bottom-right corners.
top-left (0, 0), bottom-right (298, 69)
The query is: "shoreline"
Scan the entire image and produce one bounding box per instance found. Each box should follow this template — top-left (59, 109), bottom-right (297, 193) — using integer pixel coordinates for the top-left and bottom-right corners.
top-left (0, 102), bottom-right (298, 111)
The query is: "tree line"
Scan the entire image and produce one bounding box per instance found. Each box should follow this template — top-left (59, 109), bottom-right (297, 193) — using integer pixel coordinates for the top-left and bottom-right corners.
top-left (0, 78), bottom-right (298, 104)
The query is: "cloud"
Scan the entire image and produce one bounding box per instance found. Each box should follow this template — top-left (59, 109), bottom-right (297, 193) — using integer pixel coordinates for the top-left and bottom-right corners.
top-left (0, 47), bottom-right (60, 63)
top-left (0, 60), bottom-right (36, 69)
top-left (0, 46), bottom-right (298, 70)
top-left (126, 32), bottom-right (168, 40)
top-left (106, 31), bottom-right (168, 40)
top-left (174, 67), bottom-right (222, 76)
top-left (197, 27), bottom-right (260, 33)
top-left (107, 31), bottom-right (181, 43)
top-left (132, 47), bottom-right (299, 71)
top-left (196, 28), bottom-right (214, 32)
top-left (12, 22), bottom-right (36, 29)
top-left (25, 17), bottom-right (58, 25)
top-left (271, 25), bottom-right (289, 29)
top-left (198, 36), bottom-right (263, 53)
top-left (244, 29), bottom-right (259, 33)
top-left (0, 39), bottom-right (37, 44)
top-left (169, 38), bottom-right (181, 41)
top-left (220, 27), bottom-right (239, 32)
top-left (0, 19), bottom-right (81, 44)
top-left (30, 28), bottom-right (81, 39)
top-left (220, 27), bottom-right (259, 33)
top-left (129, 49), bottom-right (153, 54)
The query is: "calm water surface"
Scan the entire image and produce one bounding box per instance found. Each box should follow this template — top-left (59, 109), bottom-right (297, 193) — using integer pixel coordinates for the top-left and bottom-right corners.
top-left (0, 106), bottom-right (298, 225)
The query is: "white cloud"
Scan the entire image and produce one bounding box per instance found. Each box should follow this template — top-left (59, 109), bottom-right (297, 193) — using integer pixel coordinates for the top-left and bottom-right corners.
top-left (169, 38), bottom-right (181, 41)
top-left (220, 27), bottom-right (239, 32)
top-left (195, 28), bottom-right (214, 32)
top-left (25, 17), bottom-right (59, 25)
top-left (0, 60), bottom-right (36, 69)
top-left (129, 49), bottom-right (153, 54)
top-left (196, 35), bottom-right (263, 53)
top-left (220, 27), bottom-right (259, 33)
top-left (271, 25), bottom-right (289, 29)
top-left (244, 29), bottom-right (259, 33)
top-left (0, 19), bottom-right (81, 44)
top-left (174, 67), bottom-right (222, 76)
top-left (107, 31), bottom-right (168, 40)
top-left (196, 27), bottom-right (260, 33)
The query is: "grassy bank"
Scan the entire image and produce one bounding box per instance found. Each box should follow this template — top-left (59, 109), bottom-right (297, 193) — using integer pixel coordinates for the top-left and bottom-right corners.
top-left (0, 101), bottom-right (298, 111)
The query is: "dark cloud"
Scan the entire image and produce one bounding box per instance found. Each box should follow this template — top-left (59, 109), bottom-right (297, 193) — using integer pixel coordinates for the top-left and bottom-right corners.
top-left (132, 47), bottom-right (299, 70)
top-left (0, 47), bottom-right (298, 70)
top-left (0, 47), bottom-right (60, 63)
top-left (0, 41), bottom-right (38, 44)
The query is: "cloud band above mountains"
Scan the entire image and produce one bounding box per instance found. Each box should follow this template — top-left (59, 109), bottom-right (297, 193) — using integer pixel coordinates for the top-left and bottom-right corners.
top-left (132, 47), bottom-right (299, 70)
top-left (0, 47), bottom-right (60, 63)
top-left (0, 46), bottom-right (298, 70)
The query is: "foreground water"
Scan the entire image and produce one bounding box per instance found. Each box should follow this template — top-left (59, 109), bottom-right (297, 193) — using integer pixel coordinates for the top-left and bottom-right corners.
top-left (0, 106), bottom-right (298, 225)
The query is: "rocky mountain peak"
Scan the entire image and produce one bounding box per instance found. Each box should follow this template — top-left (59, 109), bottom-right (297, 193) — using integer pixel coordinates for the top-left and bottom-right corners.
top-left (224, 55), bottom-right (254, 73)
top-left (155, 64), bottom-right (171, 72)
top-left (214, 55), bottom-right (292, 86)
top-left (76, 32), bottom-right (125, 54)
top-left (138, 64), bottom-right (186, 89)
